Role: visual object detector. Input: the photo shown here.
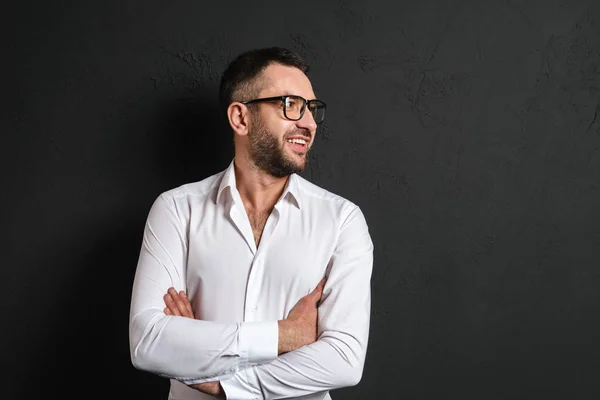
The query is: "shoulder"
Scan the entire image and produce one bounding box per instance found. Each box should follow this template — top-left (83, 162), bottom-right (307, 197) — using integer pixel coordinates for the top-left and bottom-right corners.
top-left (296, 175), bottom-right (354, 204)
top-left (295, 176), bottom-right (372, 247)
top-left (294, 174), bottom-right (363, 219)
top-left (156, 169), bottom-right (225, 207)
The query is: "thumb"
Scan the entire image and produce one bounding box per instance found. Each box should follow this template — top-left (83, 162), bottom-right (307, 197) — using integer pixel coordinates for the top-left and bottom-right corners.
top-left (310, 277), bottom-right (327, 298)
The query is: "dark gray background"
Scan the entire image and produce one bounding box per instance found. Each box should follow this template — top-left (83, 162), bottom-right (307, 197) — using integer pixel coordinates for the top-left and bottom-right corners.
top-left (2, 1), bottom-right (600, 399)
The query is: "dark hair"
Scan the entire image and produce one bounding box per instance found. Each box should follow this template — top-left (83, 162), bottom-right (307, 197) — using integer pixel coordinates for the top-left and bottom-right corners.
top-left (218, 47), bottom-right (309, 111)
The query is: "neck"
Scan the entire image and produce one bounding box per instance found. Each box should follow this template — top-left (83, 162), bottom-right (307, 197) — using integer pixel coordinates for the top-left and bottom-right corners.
top-left (233, 156), bottom-right (289, 211)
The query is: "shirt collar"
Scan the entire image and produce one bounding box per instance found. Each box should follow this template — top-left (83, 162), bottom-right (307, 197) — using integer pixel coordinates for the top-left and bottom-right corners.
top-left (283, 173), bottom-right (302, 209)
top-left (216, 160), bottom-right (237, 205)
top-left (216, 159), bottom-right (302, 209)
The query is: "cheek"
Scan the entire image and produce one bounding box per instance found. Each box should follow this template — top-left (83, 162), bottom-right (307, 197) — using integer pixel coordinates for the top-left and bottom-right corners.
top-left (273, 124), bottom-right (295, 144)
top-left (262, 115), bottom-right (288, 134)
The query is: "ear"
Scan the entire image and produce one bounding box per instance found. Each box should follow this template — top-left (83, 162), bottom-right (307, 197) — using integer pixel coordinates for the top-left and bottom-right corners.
top-left (227, 102), bottom-right (250, 137)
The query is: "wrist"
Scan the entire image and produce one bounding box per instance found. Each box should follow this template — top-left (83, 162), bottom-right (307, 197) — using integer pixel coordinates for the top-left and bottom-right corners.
top-left (277, 319), bottom-right (295, 354)
top-left (190, 381), bottom-right (223, 397)
top-left (216, 382), bottom-right (225, 399)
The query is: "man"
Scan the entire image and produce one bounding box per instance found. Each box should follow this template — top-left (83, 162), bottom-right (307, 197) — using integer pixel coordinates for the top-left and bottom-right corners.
top-left (129, 46), bottom-right (374, 400)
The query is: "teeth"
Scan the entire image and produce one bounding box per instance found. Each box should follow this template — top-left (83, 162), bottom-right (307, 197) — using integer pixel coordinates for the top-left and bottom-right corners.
top-left (287, 138), bottom-right (307, 145)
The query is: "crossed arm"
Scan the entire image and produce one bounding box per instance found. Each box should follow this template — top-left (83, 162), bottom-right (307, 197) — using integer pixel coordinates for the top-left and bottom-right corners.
top-left (129, 195), bottom-right (373, 399)
top-left (163, 278), bottom-right (326, 398)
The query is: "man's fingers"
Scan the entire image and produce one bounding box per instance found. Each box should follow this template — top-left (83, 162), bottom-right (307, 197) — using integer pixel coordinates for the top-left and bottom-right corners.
top-left (318, 277), bottom-right (327, 290)
top-left (180, 290), bottom-right (195, 318)
top-left (169, 288), bottom-right (191, 317)
top-left (312, 277), bottom-right (327, 295)
top-left (163, 287), bottom-right (196, 318)
top-left (309, 277), bottom-right (327, 304)
top-left (163, 292), bottom-right (181, 316)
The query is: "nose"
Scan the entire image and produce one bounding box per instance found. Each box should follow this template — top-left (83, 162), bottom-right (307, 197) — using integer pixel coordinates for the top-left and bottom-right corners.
top-left (296, 108), bottom-right (317, 133)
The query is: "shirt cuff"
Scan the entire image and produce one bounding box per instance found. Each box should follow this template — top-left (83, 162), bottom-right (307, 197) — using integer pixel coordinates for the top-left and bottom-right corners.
top-left (239, 321), bottom-right (278, 367)
top-left (220, 368), bottom-right (261, 400)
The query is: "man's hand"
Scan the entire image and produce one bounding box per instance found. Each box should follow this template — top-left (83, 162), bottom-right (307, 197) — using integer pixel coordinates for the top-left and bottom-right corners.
top-left (277, 277), bottom-right (327, 354)
top-left (163, 288), bottom-right (195, 318)
top-left (162, 277), bottom-right (326, 394)
top-left (189, 381), bottom-right (224, 398)
top-left (163, 288), bottom-right (225, 399)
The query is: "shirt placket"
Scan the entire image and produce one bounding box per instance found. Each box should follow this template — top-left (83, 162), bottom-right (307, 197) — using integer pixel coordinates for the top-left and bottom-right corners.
top-left (244, 206), bottom-right (281, 322)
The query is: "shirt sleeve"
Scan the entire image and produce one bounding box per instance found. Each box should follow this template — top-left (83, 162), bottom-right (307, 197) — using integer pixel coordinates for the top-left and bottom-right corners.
top-left (220, 205), bottom-right (374, 399)
top-left (129, 194), bottom-right (278, 384)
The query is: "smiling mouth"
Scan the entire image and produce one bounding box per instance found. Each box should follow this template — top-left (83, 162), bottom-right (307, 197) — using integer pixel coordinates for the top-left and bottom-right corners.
top-left (286, 138), bottom-right (308, 146)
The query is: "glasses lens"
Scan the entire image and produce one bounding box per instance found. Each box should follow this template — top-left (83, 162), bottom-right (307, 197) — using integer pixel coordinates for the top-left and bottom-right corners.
top-left (309, 100), bottom-right (326, 124)
top-left (284, 96), bottom-right (305, 120)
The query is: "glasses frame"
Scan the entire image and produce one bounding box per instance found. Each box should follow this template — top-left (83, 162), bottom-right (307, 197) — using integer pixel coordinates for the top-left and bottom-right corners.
top-left (241, 95), bottom-right (326, 124)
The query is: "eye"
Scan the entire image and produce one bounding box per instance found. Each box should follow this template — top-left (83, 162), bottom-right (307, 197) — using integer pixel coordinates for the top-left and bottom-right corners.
top-left (285, 98), bottom-right (298, 108)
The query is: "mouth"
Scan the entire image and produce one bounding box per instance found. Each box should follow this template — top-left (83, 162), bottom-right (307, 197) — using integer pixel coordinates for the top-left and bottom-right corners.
top-left (285, 137), bottom-right (309, 154)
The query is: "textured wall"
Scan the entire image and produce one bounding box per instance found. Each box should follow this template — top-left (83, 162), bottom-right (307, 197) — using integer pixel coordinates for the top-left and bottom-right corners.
top-left (3, 0), bottom-right (600, 399)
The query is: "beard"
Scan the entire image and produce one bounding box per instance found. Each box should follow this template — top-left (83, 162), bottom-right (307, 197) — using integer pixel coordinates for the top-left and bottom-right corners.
top-left (248, 115), bottom-right (311, 178)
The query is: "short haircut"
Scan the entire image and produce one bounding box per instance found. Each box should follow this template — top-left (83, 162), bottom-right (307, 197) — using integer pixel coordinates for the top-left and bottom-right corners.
top-left (218, 47), bottom-right (309, 112)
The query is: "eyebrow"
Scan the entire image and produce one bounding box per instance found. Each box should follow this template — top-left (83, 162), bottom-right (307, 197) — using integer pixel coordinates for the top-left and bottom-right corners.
top-left (283, 93), bottom-right (319, 100)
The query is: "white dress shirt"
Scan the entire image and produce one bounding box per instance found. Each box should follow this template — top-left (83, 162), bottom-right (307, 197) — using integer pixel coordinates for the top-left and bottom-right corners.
top-left (129, 160), bottom-right (374, 400)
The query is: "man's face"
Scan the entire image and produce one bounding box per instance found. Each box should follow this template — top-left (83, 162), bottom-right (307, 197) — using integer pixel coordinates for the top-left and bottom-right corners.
top-left (246, 64), bottom-right (318, 178)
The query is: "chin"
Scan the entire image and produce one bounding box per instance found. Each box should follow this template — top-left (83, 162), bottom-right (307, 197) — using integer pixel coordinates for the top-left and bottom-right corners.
top-left (295, 160), bottom-right (308, 172)
top-left (280, 159), bottom-right (305, 175)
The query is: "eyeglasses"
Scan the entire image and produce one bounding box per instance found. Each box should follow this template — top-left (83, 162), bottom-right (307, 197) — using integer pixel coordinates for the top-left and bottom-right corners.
top-left (241, 95), bottom-right (326, 124)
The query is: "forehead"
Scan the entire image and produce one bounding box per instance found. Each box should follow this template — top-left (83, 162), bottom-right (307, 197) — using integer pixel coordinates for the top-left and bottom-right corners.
top-left (258, 63), bottom-right (316, 99)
